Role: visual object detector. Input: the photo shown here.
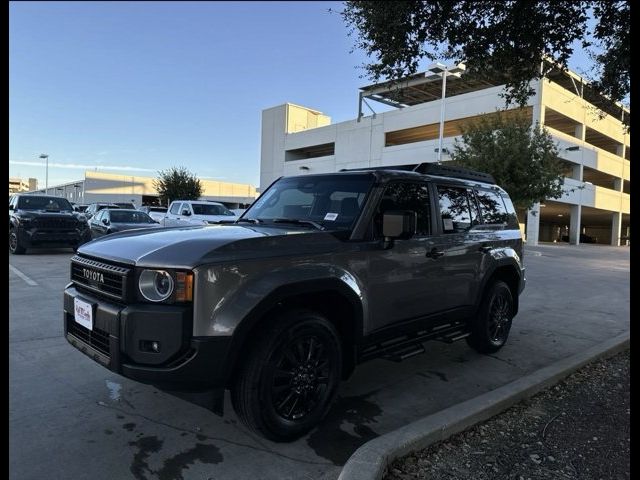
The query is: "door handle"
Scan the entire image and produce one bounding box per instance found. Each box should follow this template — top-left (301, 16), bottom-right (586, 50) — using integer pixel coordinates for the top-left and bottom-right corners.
top-left (479, 245), bottom-right (493, 253)
top-left (426, 247), bottom-right (445, 259)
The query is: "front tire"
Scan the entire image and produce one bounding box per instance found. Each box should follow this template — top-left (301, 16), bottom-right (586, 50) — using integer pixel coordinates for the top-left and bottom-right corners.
top-left (231, 309), bottom-right (342, 442)
top-left (9, 228), bottom-right (26, 255)
top-left (466, 280), bottom-right (514, 354)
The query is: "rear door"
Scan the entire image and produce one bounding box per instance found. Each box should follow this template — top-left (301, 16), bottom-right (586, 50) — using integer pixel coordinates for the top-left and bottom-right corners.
top-left (433, 184), bottom-right (485, 310)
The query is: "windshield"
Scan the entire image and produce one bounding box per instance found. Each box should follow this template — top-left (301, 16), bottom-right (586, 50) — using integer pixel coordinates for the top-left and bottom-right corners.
top-left (110, 210), bottom-right (155, 223)
top-left (192, 204), bottom-right (235, 216)
top-left (243, 174), bottom-right (375, 230)
top-left (17, 196), bottom-right (73, 211)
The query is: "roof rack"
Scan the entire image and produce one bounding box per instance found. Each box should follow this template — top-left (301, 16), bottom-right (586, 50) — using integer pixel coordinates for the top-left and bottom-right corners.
top-left (339, 165), bottom-right (418, 172)
top-left (413, 163), bottom-right (495, 184)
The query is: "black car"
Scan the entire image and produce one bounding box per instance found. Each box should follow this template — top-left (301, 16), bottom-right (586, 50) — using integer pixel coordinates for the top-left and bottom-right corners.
top-left (9, 194), bottom-right (91, 254)
top-left (84, 202), bottom-right (120, 219)
top-left (89, 209), bottom-right (162, 239)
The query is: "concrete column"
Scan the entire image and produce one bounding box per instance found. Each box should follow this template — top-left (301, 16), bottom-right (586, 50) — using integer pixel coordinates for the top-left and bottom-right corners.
top-left (614, 177), bottom-right (623, 192)
top-left (526, 203), bottom-right (541, 245)
top-left (569, 204), bottom-right (581, 245)
top-left (611, 212), bottom-right (622, 246)
top-left (574, 124), bottom-right (586, 141)
top-left (616, 144), bottom-right (625, 158)
top-left (572, 164), bottom-right (583, 181)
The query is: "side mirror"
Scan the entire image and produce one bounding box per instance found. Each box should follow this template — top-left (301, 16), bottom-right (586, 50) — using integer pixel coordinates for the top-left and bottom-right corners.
top-left (182, 209), bottom-right (191, 216)
top-left (102, 218), bottom-right (110, 225)
top-left (382, 210), bottom-right (417, 244)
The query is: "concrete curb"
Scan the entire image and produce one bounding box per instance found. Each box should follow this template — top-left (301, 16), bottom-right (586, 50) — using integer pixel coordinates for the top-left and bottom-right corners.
top-left (338, 332), bottom-right (630, 480)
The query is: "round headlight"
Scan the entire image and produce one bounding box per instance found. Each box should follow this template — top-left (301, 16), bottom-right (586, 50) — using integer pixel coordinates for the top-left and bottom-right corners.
top-left (139, 270), bottom-right (174, 302)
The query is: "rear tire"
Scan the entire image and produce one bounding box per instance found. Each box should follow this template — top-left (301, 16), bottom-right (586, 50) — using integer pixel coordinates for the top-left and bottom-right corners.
top-left (231, 309), bottom-right (342, 442)
top-left (9, 228), bottom-right (26, 255)
top-left (466, 280), bottom-right (513, 354)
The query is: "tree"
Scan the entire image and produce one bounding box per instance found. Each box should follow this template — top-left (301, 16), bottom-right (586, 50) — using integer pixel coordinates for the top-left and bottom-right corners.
top-left (153, 166), bottom-right (203, 206)
top-left (340, 1), bottom-right (629, 125)
top-left (448, 111), bottom-right (568, 211)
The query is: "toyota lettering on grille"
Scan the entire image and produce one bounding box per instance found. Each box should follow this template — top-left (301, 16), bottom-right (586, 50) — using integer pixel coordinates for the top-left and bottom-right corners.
top-left (83, 268), bottom-right (104, 284)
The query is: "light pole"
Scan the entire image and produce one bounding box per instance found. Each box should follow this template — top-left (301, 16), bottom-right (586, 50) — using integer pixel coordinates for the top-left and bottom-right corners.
top-left (427, 62), bottom-right (466, 163)
top-left (39, 154), bottom-right (49, 192)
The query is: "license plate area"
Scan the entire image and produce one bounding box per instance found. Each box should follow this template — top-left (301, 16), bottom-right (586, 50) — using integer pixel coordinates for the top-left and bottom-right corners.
top-left (74, 297), bottom-right (94, 331)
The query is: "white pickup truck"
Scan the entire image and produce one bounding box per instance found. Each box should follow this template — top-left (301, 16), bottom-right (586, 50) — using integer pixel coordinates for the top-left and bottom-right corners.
top-left (163, 200), bottom-right (238, 227)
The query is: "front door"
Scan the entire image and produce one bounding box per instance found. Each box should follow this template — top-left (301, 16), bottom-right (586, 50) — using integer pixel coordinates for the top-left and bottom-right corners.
top-left (367, 182), bottom-right (448, 333)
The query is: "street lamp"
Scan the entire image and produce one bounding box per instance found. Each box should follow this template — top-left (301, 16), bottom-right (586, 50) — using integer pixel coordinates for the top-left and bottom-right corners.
top-left (426, 62), bottom-right (466, 163)
top-left (39, 154), bottom-right (49, 192)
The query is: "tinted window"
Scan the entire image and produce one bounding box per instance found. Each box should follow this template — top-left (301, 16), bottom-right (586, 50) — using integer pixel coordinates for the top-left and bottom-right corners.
top-left (192, 204), bottom-right (234, 216)
top-left (475, 189), bottom-right (510, 225)
top-left (169, 202), bottom-right (182, 214)
top-left (247, 174), bottom-right (375, 230)
top-left (17, 196), bottom-right (73, 211)
top-left (376, 183), bottom-right (431, 236)
top-left (94, 210), bottom-right (105, 221)
top-left (110, 210), bottom-right (154, 223)
top-left (437, 186), bottom-right (473, 233)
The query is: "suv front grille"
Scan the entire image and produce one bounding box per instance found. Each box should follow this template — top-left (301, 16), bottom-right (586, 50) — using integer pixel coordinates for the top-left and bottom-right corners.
top-left (67, 319), bottom-right (110, 357)
top-left (33, 217), bottom-right (77, 230)
top-left (70, 255), bottom-right (131, 302)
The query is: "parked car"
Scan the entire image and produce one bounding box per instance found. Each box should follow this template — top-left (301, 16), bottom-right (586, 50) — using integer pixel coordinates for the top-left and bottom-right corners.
top-left (89, 209), bottom-right (162, 239)
top-left (64, 164), bottom-right (525, 441)
top-left (84, 202), bottom-right (120, 219)
top-left (138, 205), bottom-right (168, 223)
top-left (9, 194), bottom-right (91, 254)
top-left (163, 200), bottom-right (238, 226)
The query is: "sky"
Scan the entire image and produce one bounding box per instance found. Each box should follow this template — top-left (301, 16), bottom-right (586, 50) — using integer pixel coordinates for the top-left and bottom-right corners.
top-left (9, 1), bottom-right (600, 189)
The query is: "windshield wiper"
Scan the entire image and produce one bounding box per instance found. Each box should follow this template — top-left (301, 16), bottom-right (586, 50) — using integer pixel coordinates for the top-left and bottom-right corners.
top-left (272, 218), bottom-right (325, 230)
top-left (235, 218), bottom-right (263, 224)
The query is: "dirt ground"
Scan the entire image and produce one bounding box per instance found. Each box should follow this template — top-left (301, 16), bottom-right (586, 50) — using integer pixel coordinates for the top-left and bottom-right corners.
top-left (384, 349), bottom-right (630, 480)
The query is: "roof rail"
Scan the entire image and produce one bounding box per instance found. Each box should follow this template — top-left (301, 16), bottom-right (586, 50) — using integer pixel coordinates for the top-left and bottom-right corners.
top-left (413, 163), bottom-right (495, 184)
top-left (339, 165), bottom-right (418, 172)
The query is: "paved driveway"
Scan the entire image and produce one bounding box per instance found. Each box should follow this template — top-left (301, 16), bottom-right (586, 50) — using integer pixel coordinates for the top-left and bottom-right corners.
top-left (9, 244), bottom-right (629, 480)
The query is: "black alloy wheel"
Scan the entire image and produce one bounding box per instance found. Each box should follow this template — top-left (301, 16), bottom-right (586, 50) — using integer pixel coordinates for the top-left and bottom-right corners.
top-left (467, 280), bottom-right (513, 354)
top-left (9, 229), bottom-right (25, 255)
top-left (231, 309), bottom-right (342, 442)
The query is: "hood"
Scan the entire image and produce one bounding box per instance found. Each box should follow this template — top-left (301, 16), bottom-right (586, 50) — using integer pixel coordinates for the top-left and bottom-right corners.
top-left (77, 224), bottom-right (342, 268)
top-left (15, 210), bottom-right (84, 221)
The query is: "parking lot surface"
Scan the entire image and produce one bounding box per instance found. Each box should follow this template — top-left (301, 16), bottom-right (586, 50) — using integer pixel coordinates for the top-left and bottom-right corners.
top-left (9, 243), bottom-right (629, 480)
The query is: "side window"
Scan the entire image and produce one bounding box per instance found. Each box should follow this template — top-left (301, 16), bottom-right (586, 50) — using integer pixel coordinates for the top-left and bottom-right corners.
top-left (376, 182), bottom-right (431, 236)
top-left (475, 189), bottom-right (510, 225)
top-left (182, 203), bottom-right (192, 215)
top-left (94, 210), bottom-right (104, 222)
top-left (169, 202), bottom-right (182, 215)
top-left (437, 186), bottom-right (473, 233)
top-left (500, 193), bottom-right (520, 229)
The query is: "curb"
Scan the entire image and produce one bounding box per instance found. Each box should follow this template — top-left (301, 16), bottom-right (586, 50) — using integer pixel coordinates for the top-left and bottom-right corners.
top-left (338, 332), bottom-right (630, 480)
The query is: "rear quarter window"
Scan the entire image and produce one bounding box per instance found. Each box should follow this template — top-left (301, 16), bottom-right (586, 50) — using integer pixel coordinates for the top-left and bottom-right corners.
top-left (475, 189), bottom-right (519, 229)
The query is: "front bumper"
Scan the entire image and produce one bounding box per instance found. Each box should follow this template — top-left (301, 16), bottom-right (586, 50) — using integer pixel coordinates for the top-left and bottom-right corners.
top-left (63, 285), bottom-right (231, 393)
top-left (18, 226), bottom-right (90, 247)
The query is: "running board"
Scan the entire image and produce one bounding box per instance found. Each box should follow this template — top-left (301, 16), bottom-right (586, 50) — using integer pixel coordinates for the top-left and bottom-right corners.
top-left (361, 322), bottom-right (470, 363)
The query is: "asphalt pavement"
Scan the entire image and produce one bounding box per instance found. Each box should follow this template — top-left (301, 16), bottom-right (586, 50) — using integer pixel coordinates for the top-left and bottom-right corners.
top-left (9, 243), bottom-right (630, 480)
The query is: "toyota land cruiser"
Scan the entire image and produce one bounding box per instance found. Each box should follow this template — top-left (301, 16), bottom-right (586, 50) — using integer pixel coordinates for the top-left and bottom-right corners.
top-left (63, 163), bottom-right (525, 441)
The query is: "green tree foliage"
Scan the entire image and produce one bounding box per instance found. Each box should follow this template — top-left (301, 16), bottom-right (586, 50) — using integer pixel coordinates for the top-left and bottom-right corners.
top-left (340, 1), bottom-right (629, 124)
top-left (153, 166), bottom-right (203, 206)
top-left (449, 112), bottom-right (568, 211)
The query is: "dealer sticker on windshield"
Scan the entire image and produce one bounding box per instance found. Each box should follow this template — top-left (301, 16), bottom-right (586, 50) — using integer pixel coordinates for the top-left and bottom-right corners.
top-left (324, 213), bottom-right (339, 221)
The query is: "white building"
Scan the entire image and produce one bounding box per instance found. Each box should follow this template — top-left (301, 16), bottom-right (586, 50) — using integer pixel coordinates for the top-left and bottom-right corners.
top-left (260, 64), bottom-right (630, 246)
top-left (29, 170), bottom-right (257, 209)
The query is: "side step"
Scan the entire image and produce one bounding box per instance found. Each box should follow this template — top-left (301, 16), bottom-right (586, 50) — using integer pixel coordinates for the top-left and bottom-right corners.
top-left (383, 343), bottom-right (426, 362)
top-left (360, 321), bottom-right (471, 363)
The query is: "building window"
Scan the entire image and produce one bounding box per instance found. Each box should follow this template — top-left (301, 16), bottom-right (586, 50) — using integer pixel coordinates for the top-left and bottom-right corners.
top-left (285, 143), bottom-right (335, 161)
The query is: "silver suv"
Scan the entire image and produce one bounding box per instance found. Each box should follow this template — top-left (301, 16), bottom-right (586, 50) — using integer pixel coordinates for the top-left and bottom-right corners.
top-left (63, 164), bottom-right (525, 441)
top-left (163, 200), bottom-right (238, 226)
